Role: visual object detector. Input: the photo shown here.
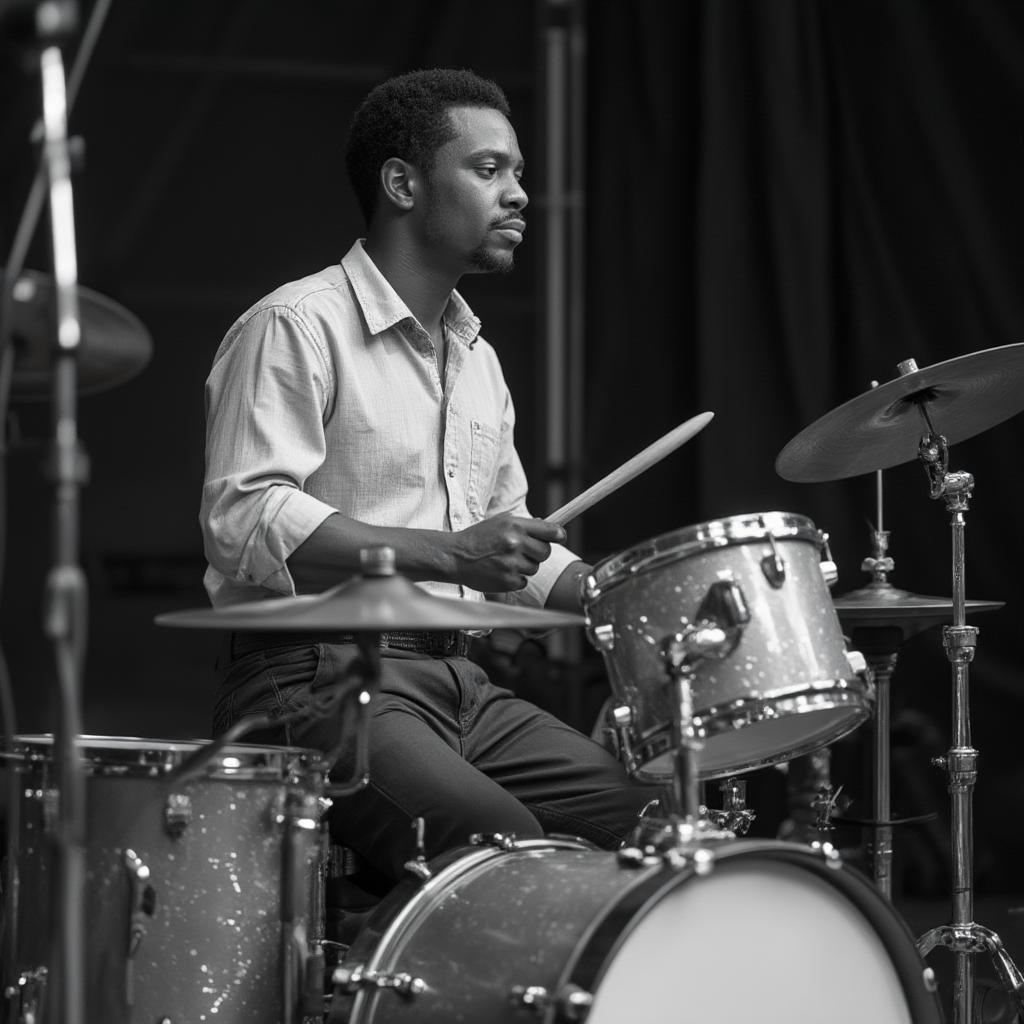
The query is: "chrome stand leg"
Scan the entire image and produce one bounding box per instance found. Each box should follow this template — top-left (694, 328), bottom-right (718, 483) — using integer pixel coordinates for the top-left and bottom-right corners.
top-left (911, 430), bottom-right (1024, 1024)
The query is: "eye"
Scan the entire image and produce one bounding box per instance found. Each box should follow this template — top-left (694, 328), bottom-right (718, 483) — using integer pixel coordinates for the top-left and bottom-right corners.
top-left (477, 165), bottom-right (498, 178)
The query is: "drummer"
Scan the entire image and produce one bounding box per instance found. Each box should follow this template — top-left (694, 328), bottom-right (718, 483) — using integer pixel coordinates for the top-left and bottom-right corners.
top-left (201, 69), bottom-right (658, 904)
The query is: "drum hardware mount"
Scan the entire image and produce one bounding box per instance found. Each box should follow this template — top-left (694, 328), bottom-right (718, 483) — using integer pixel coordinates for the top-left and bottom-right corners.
top-left (403, 817), bottom-right (432, 882)
top-left (630, 778), bottom-right (756, 857)
top-left (811, 782), bottom-right (847, 834)
top-left (330, 962), bottom-right (427, 1001)
top-left (123, 849), bottom-right (156, 1008)
top-left (660, 585), bottom-right (750, 823)
top-left (703, 777), bottom-right (756, 836)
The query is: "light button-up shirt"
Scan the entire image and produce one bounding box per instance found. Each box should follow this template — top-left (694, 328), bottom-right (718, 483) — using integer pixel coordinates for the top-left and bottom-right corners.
top-left (201, 240), bottom-right (576, 608)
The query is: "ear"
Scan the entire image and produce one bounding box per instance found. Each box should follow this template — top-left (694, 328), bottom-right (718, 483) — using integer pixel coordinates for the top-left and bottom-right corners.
top-left (379, 157), bottom-right (419, 212)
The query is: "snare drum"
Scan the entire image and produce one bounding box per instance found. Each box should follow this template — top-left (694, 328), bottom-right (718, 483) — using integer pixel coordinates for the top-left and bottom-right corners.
top-left (584, 512), bottom-right (870, 780)
top-left (4, 735), bottom-right (327, 1024)
top-left (328, 837), bottom-right (941, 1023)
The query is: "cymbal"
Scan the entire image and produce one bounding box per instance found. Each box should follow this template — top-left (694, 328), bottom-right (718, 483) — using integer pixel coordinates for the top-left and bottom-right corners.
top-left (3, 268), bottom-right (153, 399)
top-left (776, 343), bottom-right (1024, 482)
top-left (156, 573), bottom-right (586, 632)
top-left (834, 581), bottom-right (1003, 633)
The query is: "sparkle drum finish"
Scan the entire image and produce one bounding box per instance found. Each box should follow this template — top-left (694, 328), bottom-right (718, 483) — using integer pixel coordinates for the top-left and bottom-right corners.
top-left (329, 839), bottom-right (942, 1024)
top-left (4, 735), bottom-right (326, 1024)
top-left (584, 512), bottom-right (871, 780)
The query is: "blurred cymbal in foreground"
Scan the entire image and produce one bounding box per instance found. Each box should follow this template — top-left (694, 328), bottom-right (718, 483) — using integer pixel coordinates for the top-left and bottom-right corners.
top-left (3, 268), bottom-right (153, 399)
top-left (156, 572), bottom-right (585, 632)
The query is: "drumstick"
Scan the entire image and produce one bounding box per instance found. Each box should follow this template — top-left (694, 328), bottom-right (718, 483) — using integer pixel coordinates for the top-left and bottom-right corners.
top-left (545, 411), bottom-right (715, 527)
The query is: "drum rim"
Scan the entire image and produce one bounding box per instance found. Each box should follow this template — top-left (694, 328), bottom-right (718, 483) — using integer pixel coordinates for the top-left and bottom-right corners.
top-left (558, 840), bottom-right (942, 1024)
top-left (2, 733), bottom-right (327, 779)
top-left (587, 511), bottom-right (821, 594)
top-left (627, 682), bottom-right (872, 781)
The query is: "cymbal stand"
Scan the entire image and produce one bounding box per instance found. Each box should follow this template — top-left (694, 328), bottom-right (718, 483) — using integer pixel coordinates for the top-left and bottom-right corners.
top-left (907, 404), bottom-right (1024, 1023)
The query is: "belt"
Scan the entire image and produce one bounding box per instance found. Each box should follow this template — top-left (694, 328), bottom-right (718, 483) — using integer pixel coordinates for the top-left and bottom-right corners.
top-left (230, 629), bottom-right (472, 659)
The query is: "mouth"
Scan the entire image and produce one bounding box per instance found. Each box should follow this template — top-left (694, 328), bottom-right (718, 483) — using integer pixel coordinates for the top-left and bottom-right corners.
top-left (492, 218), bottom-right (526, 243)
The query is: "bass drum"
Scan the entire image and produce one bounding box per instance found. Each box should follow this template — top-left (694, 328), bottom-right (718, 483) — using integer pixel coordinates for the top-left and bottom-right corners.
top-left (329, 838), bottom-right (942, 1024)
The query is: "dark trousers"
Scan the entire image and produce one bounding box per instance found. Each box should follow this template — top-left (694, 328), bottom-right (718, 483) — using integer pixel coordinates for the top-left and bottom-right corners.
top-left (212, 640), bottom-right (660, 881)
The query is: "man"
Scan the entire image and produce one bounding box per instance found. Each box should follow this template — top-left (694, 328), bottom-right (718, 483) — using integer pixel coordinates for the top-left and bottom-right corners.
top-left (202, 69), bottom-right (655, 893)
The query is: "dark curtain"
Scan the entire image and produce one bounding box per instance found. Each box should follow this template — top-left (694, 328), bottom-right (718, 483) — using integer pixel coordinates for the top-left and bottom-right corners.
top-left (586, 1), bottom-right (1024, 894)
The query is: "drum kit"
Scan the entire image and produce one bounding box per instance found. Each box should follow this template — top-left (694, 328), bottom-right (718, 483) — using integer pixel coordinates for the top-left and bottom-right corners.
top-left (2, 10), bottom-right (1024, 1024)
top-left (5, 340), bottom-right (1024, 1024)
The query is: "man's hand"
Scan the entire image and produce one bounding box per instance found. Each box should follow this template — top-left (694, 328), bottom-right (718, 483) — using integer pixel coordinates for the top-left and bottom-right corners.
top-left (451, 514), bottom-right (566, 592)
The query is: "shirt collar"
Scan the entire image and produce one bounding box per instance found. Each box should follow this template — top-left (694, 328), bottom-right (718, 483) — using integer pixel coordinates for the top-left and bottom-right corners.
top-left (341, 240), bottom-right (483, 349)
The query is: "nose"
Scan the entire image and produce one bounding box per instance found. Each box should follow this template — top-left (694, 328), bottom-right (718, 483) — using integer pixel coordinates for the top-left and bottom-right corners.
top-left (504, 173), bottom-right (528, 211)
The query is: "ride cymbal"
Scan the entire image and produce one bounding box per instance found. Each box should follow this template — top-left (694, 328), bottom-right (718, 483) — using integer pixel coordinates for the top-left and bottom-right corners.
top-left (776, 343), bottom-right (1024, 482)
top-left (2, 268), bottom-right (153, 399)
top-left (156, 572), bottom-right (585, 632)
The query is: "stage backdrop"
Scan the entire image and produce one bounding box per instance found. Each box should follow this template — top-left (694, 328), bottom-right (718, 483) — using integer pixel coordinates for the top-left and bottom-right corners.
top-left (1, 0), bottom-right (1023, 897)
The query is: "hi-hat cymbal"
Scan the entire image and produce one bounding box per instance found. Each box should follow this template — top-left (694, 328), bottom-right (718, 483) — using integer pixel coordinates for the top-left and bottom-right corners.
top-left (156, 573), bottom-right (585, 632)
top-left (834, 581), bottom-right (1003, 633)
top-left (3, 268), bottom-right (153, 399)
top-left (776, 343), bottom-right (1024, 482)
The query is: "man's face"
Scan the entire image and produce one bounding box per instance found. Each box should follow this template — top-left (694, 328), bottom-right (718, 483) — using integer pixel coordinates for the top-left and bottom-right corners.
top-left (417, 105), bottom-right (528, 275)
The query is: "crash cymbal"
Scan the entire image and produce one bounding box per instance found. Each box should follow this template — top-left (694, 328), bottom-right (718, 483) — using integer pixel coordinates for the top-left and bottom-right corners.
top-left (834, 581), bottom-right (1003, 632)
top-left (776, 343), bottom-right (1024, 482)
top-left (3, 268), bottom-right (153, 399)
top-left (156, 572), bottom-right (585, 632)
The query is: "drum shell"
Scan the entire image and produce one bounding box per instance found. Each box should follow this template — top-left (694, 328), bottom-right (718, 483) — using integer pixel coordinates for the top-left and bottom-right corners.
top-left (6, 735), bottom-right (326, 1024)
top-left (584, 512), bottom-right (869, 779)
top-left (333, 839), bottom-right (941, 1024)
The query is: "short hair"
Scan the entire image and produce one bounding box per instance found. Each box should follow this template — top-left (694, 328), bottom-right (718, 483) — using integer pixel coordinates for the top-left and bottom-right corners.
top-left (345, 68), bottom-right (511, 224)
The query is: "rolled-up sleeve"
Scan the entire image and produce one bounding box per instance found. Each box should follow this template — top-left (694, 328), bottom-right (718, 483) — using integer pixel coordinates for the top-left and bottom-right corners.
top-left (201, 306), bottom-right (338, 597)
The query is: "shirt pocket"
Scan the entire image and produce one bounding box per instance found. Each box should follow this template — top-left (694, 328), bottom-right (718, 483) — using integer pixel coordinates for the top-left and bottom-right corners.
top-left (467, 419), bottom-right (502, 517)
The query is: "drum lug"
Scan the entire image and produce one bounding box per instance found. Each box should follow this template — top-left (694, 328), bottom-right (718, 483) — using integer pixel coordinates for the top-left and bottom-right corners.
top-left (331, 963), bottom-right (426, 1000)
top-left (123, 849), bottom-right (157, 1007)
top-left (845, 649), bottom-right (868, 677)
top-left (5, 967), bottom-right (47, 1024)
top-left (587, 621), bottom-right (615, 652)
top-left (819, 531), bottom-right (839, 588)
top-left (509, 983), bottom-right (593, 1021)
top-left (469, 832), bottom-right (520, 851)
top-left (164, 792), bottom-right (193, 837)
top-left (606, 704), bottom-right (640, 775)
top-left (759, 527), bottom-right (786, 587)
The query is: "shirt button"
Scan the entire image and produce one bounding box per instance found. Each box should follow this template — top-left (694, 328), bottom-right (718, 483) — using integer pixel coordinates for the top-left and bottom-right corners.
top-left (453, 512), bottom-right (462, 524)
top-left (447, 468), bottom-right (455, 478)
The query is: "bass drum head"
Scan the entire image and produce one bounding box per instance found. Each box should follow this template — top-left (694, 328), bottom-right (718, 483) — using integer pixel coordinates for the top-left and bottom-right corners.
top-left (575, 848), bottom-right (937, 1023)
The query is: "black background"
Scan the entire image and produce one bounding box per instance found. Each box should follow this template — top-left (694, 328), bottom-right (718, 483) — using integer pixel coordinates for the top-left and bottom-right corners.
top-left (3, 1), bottom-right (1024, 915)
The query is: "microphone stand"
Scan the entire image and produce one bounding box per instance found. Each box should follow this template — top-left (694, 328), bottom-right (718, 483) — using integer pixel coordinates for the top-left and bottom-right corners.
top-left (37, 24), bottom-right (87, 1024)
top-left (0, 4), bottom-right (110, 1020)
